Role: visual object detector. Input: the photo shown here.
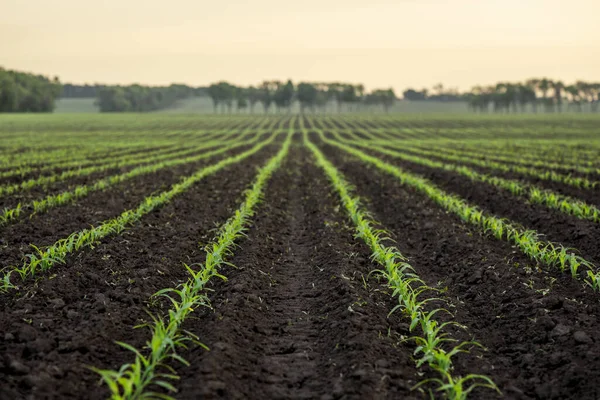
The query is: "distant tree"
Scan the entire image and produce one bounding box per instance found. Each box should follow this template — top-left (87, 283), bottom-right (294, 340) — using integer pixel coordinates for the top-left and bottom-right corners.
top-left (467, 86), bottom-right (493, 112)
top-left (369, 88), bottom-right (396, 112)
top-left (297, 82), bottom-right (318, 113)
top-left (0, 72), bottom-right (19, 111)
top-left (246, 86), bottom-right (261, 114)
top-left (237, 97), bottom-right (248, 112)
top-left (273, 80), bottom-right (294, 112)
top-left (94, 83), bottom-right (195, 112)
top-left (235, 87), bottom-right (248, 113)
top-left (327, 83), bottom-right (345, 113)
top-left (61, 84), bottom-right (101, 98)
top-left (207, 81), bottom-right (236, 113)
top-left (341, 85), bottom-right (360, 112)
top-left (402, 89), bottom-right (427, 101)
top-left (0, 67), bottom-right (62, 112)
top-left (258, 81), bottom-right (275, 113)
top-left (525, 79), bottom-right (540, 112)
top-left (96, 87), bottom-right (131, 112)
top-left (592, 83), bottom-right (600, 112)
top-left (565, 85), bottom-right (582, 112)
top-left (552, 81), bottom-right (565, 112)
top-left (207, 83), bottom-right (221, 113)
top-left (538, 78), bottom-right (553, 112)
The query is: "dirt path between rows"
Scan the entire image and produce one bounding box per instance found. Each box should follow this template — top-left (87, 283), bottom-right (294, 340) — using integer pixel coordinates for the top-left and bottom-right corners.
top-left (319, 139), bottom-right (600, 400)
top-left (174, 143), bottom-right (421, 399)
top-left (0, 146), bottom-right (276, 400)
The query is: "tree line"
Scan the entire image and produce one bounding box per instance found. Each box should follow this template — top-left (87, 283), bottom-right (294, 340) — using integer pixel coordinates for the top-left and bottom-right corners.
top-left (403, 80), bottom-right (600, 113)
top-left (207, 81), bottom-right (396, 113)
top-left (95, 84), bottom-right (204, 112)
top-left (62, 83), bottom-right (101, 98)
top-left (468, 79), bottom-right (600, 113)
top-left (0, 67), bottom-right (62, 112)
top-left (3, 66), bottom-right (598, 114)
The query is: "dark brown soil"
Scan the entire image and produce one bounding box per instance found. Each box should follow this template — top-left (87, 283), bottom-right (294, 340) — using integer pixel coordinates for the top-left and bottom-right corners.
top-left (0, 146), bottom-right (171, 175)
top-left (0, 144), bottom-right (261, 272)
top-left (397, 146), bottom-right (600, 208)
top-left (319, 140), bottom-right (600, 400)
top-left (360, 148), bottom-right (600, 265)
top-left (0, 145), bottom-right (189, 186)
top-left (0, 145), bottom-right (276, 400)
top-left (172, 145), bottom-right (422, 399)
top-left (2, 129), bottom-right (600, 400)
top-left (0, 144), bottom-right (233, 210)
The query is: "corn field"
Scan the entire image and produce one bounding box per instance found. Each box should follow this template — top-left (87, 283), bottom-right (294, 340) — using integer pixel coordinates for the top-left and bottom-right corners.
top-left (1, 113), bottom-right (600, 400)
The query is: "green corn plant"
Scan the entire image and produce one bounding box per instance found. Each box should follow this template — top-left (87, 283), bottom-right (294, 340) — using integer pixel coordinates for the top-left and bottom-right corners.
top-left (331, 131), bottom-right (600, 224)
top-left (93, 130), bottom-right (293, 399)
top-left (304, 131), bottom-right (500, 399)
top-left (0, 133), bottom-right (280, 288)
top-left (322, 131), bottom-right (599, 292)
top-left (586, 271), bottom-right (600, 291)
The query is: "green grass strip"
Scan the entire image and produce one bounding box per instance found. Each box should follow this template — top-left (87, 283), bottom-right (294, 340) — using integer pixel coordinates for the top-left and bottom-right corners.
top-left (0, 132), bottom-right (279, 292)
top-left (0, 131), bottom-right (260, 226)
top-left (304, 131), bottom-right (499, 399)
top-left (333, 131), bottom-right (600, 224)
top-left (319, 131), bottom-right (600, 291)
top-left (92, 130), bottom-right (293, 400)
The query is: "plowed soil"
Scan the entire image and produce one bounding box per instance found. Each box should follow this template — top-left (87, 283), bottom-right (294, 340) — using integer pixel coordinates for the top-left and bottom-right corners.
top-left (1, 130), bottom-right (599, 400)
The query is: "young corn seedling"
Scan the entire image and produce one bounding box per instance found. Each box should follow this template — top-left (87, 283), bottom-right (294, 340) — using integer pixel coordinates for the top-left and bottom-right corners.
top-left (323, 133), bottom-right (599, 292)
top-left (93, 130), bottom-right (293, 399)
top-left (0, 133), bottom-right (279, 287)
top-left (586, 271), bottom-right (600, 291)
top-left (305, 131), bottom-right (500, 399)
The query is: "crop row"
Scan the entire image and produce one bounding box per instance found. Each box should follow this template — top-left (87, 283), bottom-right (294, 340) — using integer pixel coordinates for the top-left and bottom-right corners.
top-left (93, 130), bottom-right (293, 400)
top-left (0, 134), bottom-right (244, 198)
top-left (424, 141), bottom-right (600, 168)
top-left (0, 136), bottom-right (208, 169)
top-left (305, 131), bottom-right (499, 399)
top-left (333, 131), bottom-right (600, 224)
top-left (370, 139), bottom-right (598, 189)
top-left (0, 131), bottom-right (264, 226)
top-left (0, 143), bottom-right (198, 181)
top-left (321, 122), bottom-right (600, 164)
top-left (405, 142), bottom-right (600, 176)
top-left (0, 132), bottom-right (279, 291)
top-left (0, 116), bottom-right (279, 169)
top-left (318, 131), bottom-right (600, 290)
top-left (0, 143), bottom-right (169, 171)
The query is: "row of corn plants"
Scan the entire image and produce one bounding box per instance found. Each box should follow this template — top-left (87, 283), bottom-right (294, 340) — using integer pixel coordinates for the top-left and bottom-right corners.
top-left (371, 139), bottom-right (599, 190)
top-left (334, 132), bottom-right (600, 224)
top-left (319, 132), bottom-right (600, 291)
top-left (425, 140), bottom-right (600, 167)
top-left (0, 134), bottom-right (245, 198)
top-left (0, 116), bottom-right (275, 176)
top-left (0, 144), bottom-right (138, 169)
top-left (0, 137), bottom-right (197, 170)
top-left (93, 130), bottom-right (293, 400)
top-left (340, 126), bottom-right (600, 171)
top-left (432, 141), bottom-right (600, 169)
top-left (0, 140), bottom-right (214, 180)
top-left (406, 141), bottom-right (600, 176)
top-left (0, 132), bottom-right (279, 292)
top-left (304, 131), bottom-right (499, 399)
top-left (0, 132), bottom-right (263, 226)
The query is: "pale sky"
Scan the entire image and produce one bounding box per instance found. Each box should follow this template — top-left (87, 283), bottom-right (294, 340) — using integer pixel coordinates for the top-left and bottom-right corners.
top-left (2, 0), bottom-right (599, 92)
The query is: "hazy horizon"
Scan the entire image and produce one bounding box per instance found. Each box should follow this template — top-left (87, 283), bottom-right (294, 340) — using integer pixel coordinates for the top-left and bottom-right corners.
top-left (3, 0), bottom-right (600, 92)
